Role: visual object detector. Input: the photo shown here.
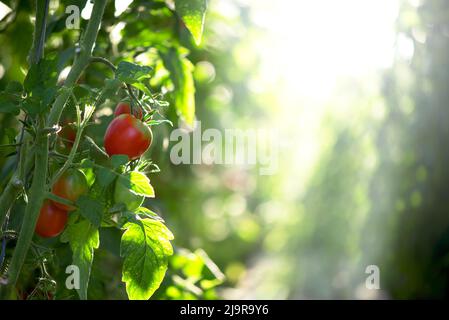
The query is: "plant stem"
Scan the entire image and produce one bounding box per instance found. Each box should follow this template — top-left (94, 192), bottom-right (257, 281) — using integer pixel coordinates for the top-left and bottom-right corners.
top-left (90, 56), bottom-right (116, 72)
top-left (51, 102), bottom-right (85, 185)
top-left (0, 183), bottom-right (21, 228)
top-left (0, 0), bottom-right (50, 228)
top-left (5, 0), bottom-right (108, 290)
top-left (6, 116), bottom-right (49, 286)
top-left (0, 146), bottom-right (35, 229)
top-left (45, 192), bottom-right (75, 208)
top-left (47, 0), bottom-right (108, 127)
top-left (29, 0), bottom-right (49, 65)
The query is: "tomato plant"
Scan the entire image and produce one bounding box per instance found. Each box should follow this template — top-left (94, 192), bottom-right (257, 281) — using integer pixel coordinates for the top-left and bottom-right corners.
top-left (0, 0), bottom-right (221, 301)
top-left (35, 200), bottom-right (68, 238)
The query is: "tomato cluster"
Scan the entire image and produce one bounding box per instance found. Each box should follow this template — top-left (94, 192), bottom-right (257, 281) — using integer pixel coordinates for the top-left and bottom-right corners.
top-left (36, 168), bottom-right (88, 238)
top-left (36, 102), bottom-right (153, 238)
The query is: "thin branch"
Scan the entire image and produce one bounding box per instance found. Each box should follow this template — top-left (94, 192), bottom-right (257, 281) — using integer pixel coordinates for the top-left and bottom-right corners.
top-left (90, 56), bottom-right (116, 72)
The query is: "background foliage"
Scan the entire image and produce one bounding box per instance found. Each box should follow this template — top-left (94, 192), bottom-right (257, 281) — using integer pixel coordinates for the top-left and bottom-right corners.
top-left (1, 0), bottom-right (449, 299)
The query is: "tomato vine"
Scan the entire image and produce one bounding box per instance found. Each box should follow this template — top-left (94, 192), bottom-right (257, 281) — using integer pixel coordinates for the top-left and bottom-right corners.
top-left (0, 0), bottom-right (214, 300)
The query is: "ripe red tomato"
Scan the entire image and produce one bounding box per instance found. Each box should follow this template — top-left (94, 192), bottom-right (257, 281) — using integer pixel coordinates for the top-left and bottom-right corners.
top-left (52, 168), bottom-right (88, 211)
top-left (114, 102), bottom-right (143, 120)
top-left (35, 200), bottom-right (68, 238)
top-left (104, 114), bottom-right (153, 160)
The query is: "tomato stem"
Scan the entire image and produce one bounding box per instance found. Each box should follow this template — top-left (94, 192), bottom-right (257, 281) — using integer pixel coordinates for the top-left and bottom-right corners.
top-left (90, 56), bottom-right (117, 72)
top-left (47, 0), bottom-right (108, 128)
top-left (28, 0), bottom-right (49, 65)
top-left (6, 115), bottom-right (49, 288)
top-left (2, 0), bottom-right (108, 295)
top-left (45, 192), bottom-right (76, 209)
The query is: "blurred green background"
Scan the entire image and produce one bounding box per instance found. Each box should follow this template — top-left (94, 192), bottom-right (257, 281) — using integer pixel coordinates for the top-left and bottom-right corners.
top-left (2, 0), bottom-right (449, 299)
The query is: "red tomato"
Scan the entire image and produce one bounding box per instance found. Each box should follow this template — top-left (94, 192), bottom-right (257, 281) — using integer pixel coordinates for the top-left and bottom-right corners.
top-left (52, 168), bottom-right (88, 211)
top-left (35, 200), bottom-right (68, 238)
top-left (104, 114), bottom-right (153, 160)
top-left (114, 102), bottom-right (143, 120)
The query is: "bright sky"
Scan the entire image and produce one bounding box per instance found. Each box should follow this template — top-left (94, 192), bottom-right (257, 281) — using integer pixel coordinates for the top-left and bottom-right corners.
top-left (247, 0), bottom-right (400, 98)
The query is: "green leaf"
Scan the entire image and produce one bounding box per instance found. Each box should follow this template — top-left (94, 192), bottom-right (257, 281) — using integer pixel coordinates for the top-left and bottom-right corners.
top-left (160, 48), bottom-right (196, 127)
top-left (0, 81), bottom-right (23, 114)
top-left (63, 219), bottom-right (99, 300)
top-left (0, 92), bottom-right (21, 115)
top-left (96, 166), bottom-right (116, 188)
top-left (117, 171), bottom-right (155, 197)
top-left (135, 207), bottom-right (164, 222)
top-left (146, 119), bottom-right (173, 127)
top-left (116, 61), bottom-right (152, 84)
top-left (5, 81), bottom-right (23, 94)
top-left (130, 82), bottom-right (152, 96)
top-left (23, 55), bottom-right (58, 115)
top-left (111, 155), bottom-right (129, 169)
top-left (121, 218), bottom-right (174, 300)
top-left (175, 0), bottom-right (208, 45)
top-left (76, 195), bottom-right (104, 227)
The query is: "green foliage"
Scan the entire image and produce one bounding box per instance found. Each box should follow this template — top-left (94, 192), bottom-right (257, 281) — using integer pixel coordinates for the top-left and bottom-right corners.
top-left (167, 248), bottom-right (224, 299)
top-left (61, 218), bottom-right (100, 300)
top-left (22, 56), bottom-right (58, 115)
top-left (175, 0), bottom-right (208, 45)
top-left (110, 154), bottom-right (129, 169)
top-left (115, 61), bottom-right (152, 84)
top-left (160, 47), bottom-right (196, 127)
top-left (76, 195), bottom-right (104, 228)
top-left (120, 218), bottom-right (174, 300)
top-left (0, 82), bottom-right (22, 114)
top-left (116, 171), bottom-right (155, 198)
top-left (0, 0), bottom-right (219, 301)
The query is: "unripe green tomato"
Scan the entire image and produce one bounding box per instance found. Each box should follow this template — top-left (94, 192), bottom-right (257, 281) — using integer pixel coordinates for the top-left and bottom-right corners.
top-left (114, 174), bottom-right (144, 211)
